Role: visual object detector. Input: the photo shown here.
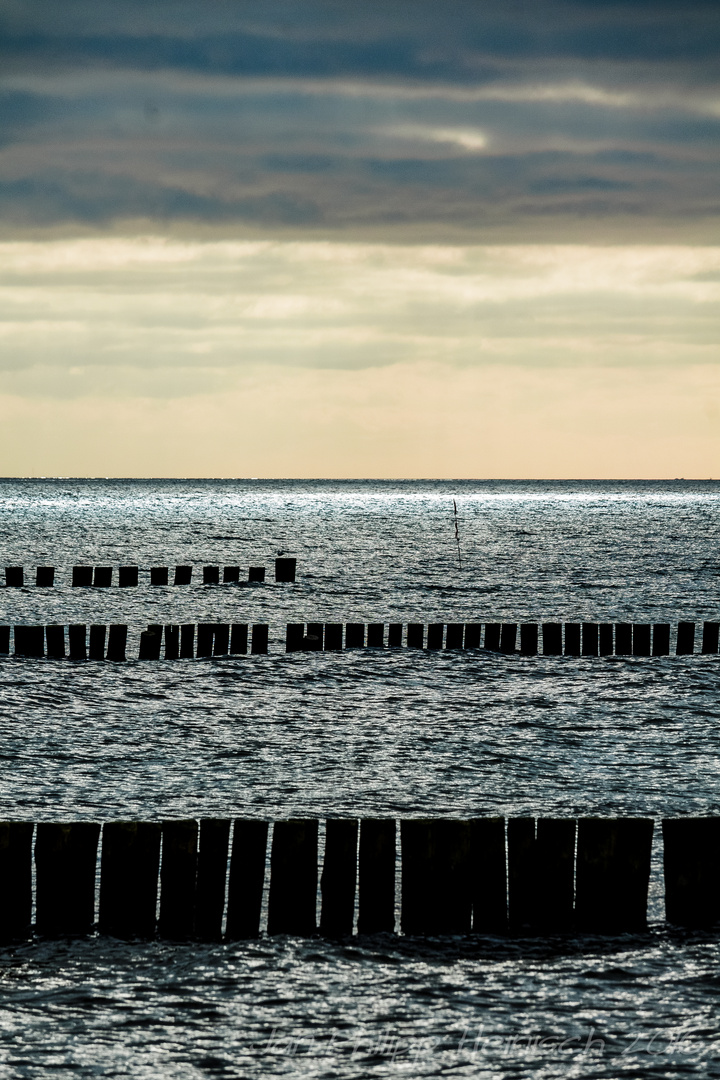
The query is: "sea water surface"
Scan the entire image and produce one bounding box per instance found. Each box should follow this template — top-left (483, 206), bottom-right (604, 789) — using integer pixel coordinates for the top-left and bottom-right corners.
top-left (0, 479), bottom-right (719, 1078)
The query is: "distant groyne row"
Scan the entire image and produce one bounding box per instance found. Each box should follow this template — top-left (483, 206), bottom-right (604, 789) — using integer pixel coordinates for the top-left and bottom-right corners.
top-left (0, 816), bottom-right (716, 942)
top-left (1, 558), bottom-right (296, 587)
top-left (3, 621), bottom-right (720, 659)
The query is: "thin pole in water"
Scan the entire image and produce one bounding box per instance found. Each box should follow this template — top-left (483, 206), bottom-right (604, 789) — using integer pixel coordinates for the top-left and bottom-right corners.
top-left (453, 499), bottom-right (462, 569)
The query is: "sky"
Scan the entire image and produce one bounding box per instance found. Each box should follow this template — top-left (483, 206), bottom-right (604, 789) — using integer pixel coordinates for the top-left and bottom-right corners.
top-left (1, 0), bottom-right (719, 477)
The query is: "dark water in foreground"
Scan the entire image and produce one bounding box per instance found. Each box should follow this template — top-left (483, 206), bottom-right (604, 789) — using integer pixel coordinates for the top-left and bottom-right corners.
top-left (0, 479), bottom-right (719, 1077)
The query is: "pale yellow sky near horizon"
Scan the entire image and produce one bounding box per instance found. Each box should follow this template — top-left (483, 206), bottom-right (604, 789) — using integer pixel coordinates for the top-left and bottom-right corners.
top-left (1, 236), bottom-right (719, 478)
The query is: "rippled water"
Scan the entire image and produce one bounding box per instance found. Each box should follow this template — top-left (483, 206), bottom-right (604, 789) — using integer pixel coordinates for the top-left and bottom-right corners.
top-left (0, 479), bottom-right (719, 1077)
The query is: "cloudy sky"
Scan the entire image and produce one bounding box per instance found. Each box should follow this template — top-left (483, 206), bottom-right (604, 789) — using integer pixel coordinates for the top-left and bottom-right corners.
top-left (1, 0), bottom-right (719, 476)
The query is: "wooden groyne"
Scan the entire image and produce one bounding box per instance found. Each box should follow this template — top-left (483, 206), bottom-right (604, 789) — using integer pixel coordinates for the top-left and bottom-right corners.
top-left (3, 621), bottom-right (720, 659)
top-left (2, 558), bottom-right (296, 588)
top-left (0, 816), bottom-right (717, 941)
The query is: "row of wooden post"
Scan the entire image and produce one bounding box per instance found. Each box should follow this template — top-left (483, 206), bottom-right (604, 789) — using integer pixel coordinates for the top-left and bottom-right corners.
top-left (286, 621), bottom-right (717, 655)
top-left (0, 817), bottom-right (717, 942)
top-left (2, 558), bottom-right (296, 588)
top-left (2, 624), bottom-right (269, 660)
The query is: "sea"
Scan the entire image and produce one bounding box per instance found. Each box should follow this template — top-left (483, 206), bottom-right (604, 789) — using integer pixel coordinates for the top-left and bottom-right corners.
top-left (0, 478), bottom-right (719, 1078)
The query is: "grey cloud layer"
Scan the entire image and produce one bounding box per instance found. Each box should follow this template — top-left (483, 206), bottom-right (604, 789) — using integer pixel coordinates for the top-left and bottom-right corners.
top-left (1, 1), bottom-right (719, 235)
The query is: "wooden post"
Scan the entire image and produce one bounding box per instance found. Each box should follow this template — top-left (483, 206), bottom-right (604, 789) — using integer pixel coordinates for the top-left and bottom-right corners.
top-left (633, 624), bottom-right (651, 656)
top-left (159, 820), bottom-right (198, 939)
top-left (14, 626), bottom-right (44, 657)
top-left (99, 822), bottom-right (161, 938)
top-left (663, 817), bottom-right (720, 928)
top-left (324, 624), bottom-right (343, 651)
top-left (230, 624), bottom-right (248, 654)
top-left (88, 625), bottom-right (106, 660)
top-left (426, 624), bottom-right (443, 650)
top-left (387, 624), bottom-right (403, 647)
top-left (93, 567), bottom-right (112, 587)
top-left (542, 624), bottom-right (562, 656)
top-left (139, 626), bottom-right (162, 660)
top-left (248, 567), bottom-right (265, 583)
top-left (0, 822), bottom-right (33, 941)
top-left (0, 627), bottom-right (9, 654)
top-left (285, 624), bottom-right (304, 652)
top-left (484, 624), bottom-right (501, 651)
top-left (225, 820), bottom-right (268, 939)
top-left (213, 624), bottom-right (230, 655)
top-left (36, 567), bottom-right (54, 587)
top-left (401, 819), bottom-right (471, 935)
top-left (345, 623), bottom-right (365, 648)
top-left (535, 818), bottom-right (576, 932)
top-left (106, 625), bottom-right (127, 662)
top-left (306, 622), bottom-right (324, 650)
top-left (615, 623), bottom-right (632, 656)
top-left (203, 566), bottom-right (220, 585)
top-left (72, 566), bottom-right (92, 587)
top-left (5, 567), bottom-right (23, 587)
top-left (46, 625), bottom-right (65, 659)
top-left (367, 623), bottom-right (384, 648)
top-left (251, 624), bottom-right (269, 654)
top-left (575, 818), bottom-right (654, 932)
top-left (164, 625), bottom-right (180, 660)
top-left (357, 819), bottom-right (396, 934)
top-left (519, 624), bottom-right (538, 655)
top-left (267, 820), bottom-right (318, 936)
top-left (68, 624), bottom-right (87, 660)
top-left (406, 624), bottom-right (424, 649)
top-left (118, 566), bottom-right (138, 587)
top-left (702, 622), bottom-right (719, 654)
top-left (598, 623), bottom-right (614, 655)
top-left (445, 624), bottom-right (464, 649)
top-left (196, 624), bottom-right (214, 658)
top-left (174, 566), bottom-right (192, 585)
top-left (150, 567), bottom-right (168, 586)
top-left (320, 819), bottom-right (358, 936)
top-left (564, 624), bottom-right (580, 656)
top-left (507, 818), bottom-right (536, 933)
top-left (500, 624), bottom-right (517, 654)
top-left (470, 817), bottom-right (507, 933)
top-left (35, 822), bottom-right (101, 936)
top-left (223, 566), bottom-right (240, 583)
top-left (275, 558), bottom-right (297, 582)
top-left (464, 624), bottom-right (481, 649)
top-left (581, 623), bottom-right (598, 656)
top-left (195, 819), bottom-right (231, 941)
top-left (676, 622), bottom-right (695, 655)
top-left (180, 624), bottom-right (195, 658)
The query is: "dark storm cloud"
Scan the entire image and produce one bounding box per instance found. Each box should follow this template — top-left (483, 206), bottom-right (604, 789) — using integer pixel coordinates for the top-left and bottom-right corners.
top-left (0, 0), bottom-right (719, 235)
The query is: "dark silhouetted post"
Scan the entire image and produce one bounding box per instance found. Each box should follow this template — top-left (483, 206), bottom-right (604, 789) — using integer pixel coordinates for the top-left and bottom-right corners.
top-left (519, 624), bottom-right (538, 655)
top-left (106, 625), bottom-right (127, 662)
top-left (633, 624), bottom-right (651, 656)
top-left (445, 624), bottom-right (464, 649)
top-left (46, 625), bottom-right (65, 659)
top-left (615, 623), bottom-right (632, 656)
top-left (174, 566), bottom-right (192, 585)
top-left (213, 624), bottom-right (230, 655)
top-left (581, 623), bottom-right (598, 656)
top-left (464, 624), bottom-right (481, 649)
top-left (275, 558), bottom-right (296, 582)
top-left (306, 623), bottom-right (324, 651)
top-left (0, 627), bottom-right (9, 654)
top-left (230, 624), bottom-right (248, 654)
top-left (401, 819), bottom-right (471, 935)
top-left (367, 624), bottom-right (384, 648)
top-left (72, 566), bottom-right (92, 587)
top-left (387, 624), bottom-right (403, 647)
top-left (118, 566), bottom-right (138, 587)
top-left (36, 567), bottom-right (54, 587)
top-left (195, 819), bottom-right (231, 941)
top-left (324, 624), bottom-right (343, 650)
top-left (88, 625), bottom-right (106, 660)
top-left (35, 822), bottom-right (101, 936)
top-left (676, 622), bottom-right (695, 654)
top-left (564, 624), bottom-right (580, 656)
top-left (99, 822), bottom-right (161, 938)
top-left (286, 624), bottom-right (304, 652)
top-left (320, 819), bottom-right (358, 936)
top-left (267, 820), bottom-right (318, 935)
top-left (484, 624), bottom-right (501, 651)
top-left (251, 624), bottom-right (269, 654)
top-left (139, 626), bottom-right (162, 660)
top-left (93, 567), bottom-right (112, 587)
top-left (470, 817), bottom-right (507, 934)
top-left (248, 567), bottom-right (265, 582)
top-left (180, 624), bottom-right (195, 658)
top-left (426, 624), bottom-right (443, 650)
top-left (702, 622), bottom-right (719, 654)
top-left (345, 624), bottom-right (365, 648)
top-left (150, 567), bottom-right (168, 586)
top-left (507, 818), bottom-right (536, 933)
top-left (542, 624), bottom-right (562, 656)
top-left (575, 818), bottom-right (653, 933)
top-left (68, 624), bottom-right (87, 660)
top-left (406, 624), bottom-right (424, 648)
top-left (196, 624), bottom-right (214, 658)
top-left (5, 567), bottom-right (23, 587)
top-left (599, 623), bottom-right (614, 655)
top-left (357, 818), bottom-right (396, 934)
top-left (159, 820), bottom-right (198, 939)
top-left (663, 817), bottom-right (720, 929)
top-left (223, 566), bottom-right (240, 583)
top-left (164, 625), bottom-right (179, 660)
top-left (0, 822), bottom-right (33, 941)
top-left (535, 818), bottom-right (576, 932)
top-left (225, 820), bottom-right (268, 939)
top-left (203, 566), bottom-right (220, 585)
top-left (14, 626), bottom-right (44, 657)
top-left (500, 624), bottom-right (517, 654)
